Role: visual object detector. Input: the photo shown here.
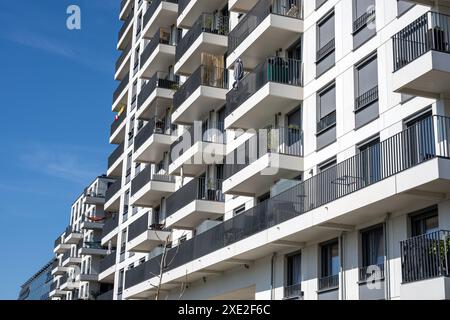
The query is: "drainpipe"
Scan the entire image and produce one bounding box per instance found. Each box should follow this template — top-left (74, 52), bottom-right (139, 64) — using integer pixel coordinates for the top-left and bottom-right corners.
top-left (270, 253), bottom-right (276, 300)
top-left (384, 213), bottom-right (391, 300)
top-left (339, 232), bottom-right (346, 300)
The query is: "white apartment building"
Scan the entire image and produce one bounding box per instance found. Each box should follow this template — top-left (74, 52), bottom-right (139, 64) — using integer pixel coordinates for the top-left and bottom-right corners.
top-left (49, 175), bottom-right (115, 300)
top-left (100, 0), bottom-right (450, 300)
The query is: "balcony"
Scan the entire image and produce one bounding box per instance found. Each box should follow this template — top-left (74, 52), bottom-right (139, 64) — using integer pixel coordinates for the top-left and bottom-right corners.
top-left (177, 0), bottom-right (228, 28)
top-left (78, 273), bottom-right (99, 282)
top-left (136, 72), bottom-right (179, 122)
top-left (139, 28), bottom-right (176, 79)
top-left (110, 109), bottom-right (127, 145)
top-left (83, 189), bottom-right (106, 206)
top-left (168, 122), bottom-right (226, 176)
top-left (107, 142), bottom-right (124, 178)
top-left (51, 260), bottom-right (68, 276)
top-left (408, 0), bottom-right (450, 7)
top-left (226, 0), bottom-right (303, 70)
top-left (54, 235), bottom-right (70, 254)
top-left (119, 0), bottom-right (133, 21)
top-left (400, 230), bottom-right (450, 300)
top-left (112, 72), bottom-right (129, 112)
top-left (164, 177), bottom-right (225, 230)
top-left (223, 127), bottom-right (303, 196)
top-left (142, 0), bottom-right (178, 39)
top-left (115, 43), bottom-right (132, 81)
top-left (130, 166), bottom-right (176, 207)
top-left (98, 252), bottom-right (117, 283)
top-left (127, 212), bottom-right (172, 253)
top-left (61, 251), bottom-right (82, 267)
top-left (117, 12), bottom-right (133, 50)
top-left (229, 0), bottom-right (259, 13)
top-left (225, 57), bottom-right (303, 130)
top-left (172, 65), bottom-right (228, 125)
top-left (104, 180), bottom-right (122, 215)
top-left (101, 214), bottom-right (119, 246)
top-left (64, 226), bottom-right (83, 244)
top-left (79, 242), bottom-right (109, 256)
top-left (392, 12), bottom-right (450, 98)
top-left (283, 283), bottom-right (303, 300)
top-left (134, 120), bottom-right (175, 165)
top-left (175, 14), bottom-right (229, 76)
top-left (49, 281), bottom-right (66, 298)
top-left (124, 116), bottom-right (450, 298)
top-left (81, 218), bottom-right (104, 230)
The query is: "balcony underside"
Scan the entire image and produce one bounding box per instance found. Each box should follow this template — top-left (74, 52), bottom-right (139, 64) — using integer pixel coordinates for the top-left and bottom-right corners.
top-left (128, 230), bottom-right (172, 253)
top-left (133, 134), bottom-right (175, 164)
top-left (130, 180), bottom-right (177, 208)
top-left (168, 141), bottom-right (226, 176)
top-left (107, 156), bottom-right (123, 178)
top-left (49, 289), bottom-right (67, 298)
top-left (226, 15), bottom-right (303, 70)
top-left (117, 24), bottom-right (132, 51)
top-left (98, 266), bottom-right (116, 284)
top-left (110, 121), bottom-right (126, 145)
top-left (79, 274), bottom-right (99, 282)
top-left (393, 51), bottom-right (450, 99)
top-left (400, 276), bottom-right (450, 300)
top-left (136, 91), bottom-right (173, 121)
top-left (143, 2), bottom-right (178, 39)
top-left (51, 266), bottom-right (68, 276)
top-left (175, 33), bottom-right (228, 76)
top-left (62, 257), bottom-right (82, 267)
top-left (104, 192), bottom-right (121, 213)
top-left (225, 82), bottom-right (303, 130)
top-left (101, 228), bottom-right (119, 247)
top-left (165, 200), bottom-right (225, 230)
top-left (177, 0), bottom-right (227, 28)
top-left (172, 86), bottom-right (228, 125)
top-left (140, 45), bottom-right (176, 80)
top-left (79, 248), bottom-right (109, 256)
top-left (84, 195), bottom-right (105, 205)
top-left (223, 153), bottom-right (304, 196)
top-left (124, 157), bottom-right (450, 299)
top-left (114, 54), bottom-right (131, 81)
top-left (119, 0), bottom-right (133, 21)
top-left (229, 0), bottom-right (258, 13)
top-left (64, 233), bottom-right (83, 245)
top-left (54, 243), bottom-right (71, 254)
top-left (81, 221), bottom-right (104, 230)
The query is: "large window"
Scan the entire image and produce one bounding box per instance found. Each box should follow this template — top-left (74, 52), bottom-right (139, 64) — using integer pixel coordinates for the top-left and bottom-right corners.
top-left (285, 252), bottom-right (302, 299)
top-left (411, 206), bottom-right (439, 237)
top-left (355, 55), bottom-right (378, 112)
top-left (358, 136), bottom-right (380, 186)
top-left (319, 240), bottom-right (339, 290)
top-left (360, 225), bottom-right (384, 281)
top-left (317, 83), bottom-right (336, 134)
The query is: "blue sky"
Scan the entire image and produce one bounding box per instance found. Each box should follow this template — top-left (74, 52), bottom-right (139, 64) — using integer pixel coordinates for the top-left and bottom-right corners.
top-left (0, 0), bottom-right (120, 299)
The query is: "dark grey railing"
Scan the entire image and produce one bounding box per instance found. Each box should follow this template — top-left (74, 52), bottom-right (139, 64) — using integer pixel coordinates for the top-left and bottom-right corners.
top-left (134, 117), bottom-right (172, 152)
top-left (128, 212), bottom-right (166, 242)
top-left (115, 43), bottom-right (131, 73)
top-left (355, 86), bottom-right (378, 112)
top-left (318, 274), bottom-right (339, 291)
top-left (176, 14), bottom-right (229, 61)
top-left (54, 236), bottom-right (62, 248)
top-left (178, 0), bottom-right (190, 15)
top-left (107, 142), bottom-right (124, 169)
top-left (359, 262), bottom-right (385, 282)
top-left (401, 230), bottom-right (450, 283)
top-left (173, 65), bottom-right (228, 111)
top-left (284, 283), bottom-right (303, 299)
top-left (144, 1), bottom-right (179, 31)
top-left (99, 252), bottom-right (117, 273)
top-left (228, 0), bottom-right (303, 53)
top-left (125, 116), bottom-right (450, 290)
top-left (224, 127), bottom-right (303, 179)
top-left (61, 251), bottom-right (71, 262)
top-left (113, 72), bottom-right (129, 103)
top-left (393, 11), bottom-right (450, 71)
top-left (317, 111), bottom-right (336, 133)
top-left (353, 7), bottom-right (376, 33)
top-left (120, 0), bottom-right (128, 12)
top-left (50, 281), bottom-right (59, 292)
top-left (140, 28), bottom-right (174, 69)
top-left (137, 72), bottom-right (179, 109)
top-left (226, 57), bottom-right (302, 115)
top-left (105, 179), bottom-right (122, 204)
top-left (131, 165), bottom-right (175, 197)
top-left (102, 214), bottom-right (119, 238)
top-left (51, 260), bottom-right (59, 270)
top-left (110, 110), bottom-right (127, 137)
top-left (118, 12), bottom-right (133, 41)
top-left (165, 177), bottom-right (224, 219)
top-left (316, 38), bottom-right (335, 62)
top-left (97, 289), bottom-right (114, 300)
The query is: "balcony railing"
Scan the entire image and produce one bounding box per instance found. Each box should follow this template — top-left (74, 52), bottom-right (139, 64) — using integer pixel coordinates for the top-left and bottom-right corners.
top-left (355, 86), bottom-right (379, 112)
top-left (401, 230), bottom-right (450, 283)
top-left (178, 0), bottom-right (190, 15)
top-left (169, 122), bottom-right (225, 163)
top-left (115, 43), bottom-right (131, 73)
top-left (134, 117), bottom-right (172, 152)
top-left (108, 142), bottom-right (124, 169)
top-left (118, 12), bottom-right (133, 41)
top-left (228, 0), bottom-right (303, 53)
top-left (102, 214), bottom-right (119, 238)
top-left (359, 262), bottom-right (385, 282)
top-left (120, 0), bottom-right (129, 12)
top-left (224, 127), bottom-right (303, 179)
top-left (176, 13), bottom-right (229, 61)
top-left (110, 110), bottom-right (127, 137)
top-left (144, 0), bottom-right (179, 28)
top-left (165, 177), bottom-right (224, 219)
top-left (61, 251), bottom-right (71, 262)
top-left (131, 165), bottom-right (175, 197)
top-left (317, 111), bottom-right (336, 134)
top-left (318, 274), bottom-right (339, 291)
top-left (113, 72), bottom-right (129, 103)
top-left (50, 281), bottom-right (59, 292)
top-left (316, 38), bottom-right (335, 62)
top-left (140, 28), bottom-right (175, 69)
top-left (51, 260), bottom-right (59, 270)
top-left (105, 179), bottom-right (122, 204)
top-left (97, 289), bottom-right (114, 300)
top-left (284, 283), bottom-right (303, 299)
top-left (138, 72), bottom-right (179, 109)
top-left (393, 11), bottom-right (450, 71)
top-left (353, 7), bottom-right (376, 34)
top-left (128, 212), bottom-right (166, 242)
top-left (226, 57), bottom-right (302, 115)
top-left (125, 115), bottom-right (450, 290)
top-left (173, 65), bottom-right (228, 111)
top-left (54, 236), bottom-right (62, 248)
top-left (99, 252), bottom-right (117, 273)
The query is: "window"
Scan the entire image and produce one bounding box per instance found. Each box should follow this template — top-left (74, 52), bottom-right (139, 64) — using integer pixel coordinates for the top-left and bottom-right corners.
top-left (316, 0), bottom-right (327, 10)
top-left (178, 235), bottom-right (187, 244)
top-left (317, 83), bottom-right (336, 134)
top-left (316, 12), bottom-right (335, 63)
top-left (286, 252), bottom-right (302, 292)
top-left (318, 157), bottom-right (336, 173)
top-left (353, 0), bottom-right (376, 34)
top-left (319, 240), bottom-right (339, 290)
top-left (355, 55), bottom-right (378, 112)
top-left (411, 206), bottom-right (439, 237)
top-left (233, 205), bottom-right (246, 217)
top-left (360, 225), bottom-right (384, 281)
top-left (405, 111), bottom-right (435, 167)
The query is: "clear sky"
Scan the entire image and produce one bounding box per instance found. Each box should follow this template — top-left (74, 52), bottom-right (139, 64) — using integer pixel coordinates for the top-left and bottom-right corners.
top-left (0, 0), bottom-right (120, 299)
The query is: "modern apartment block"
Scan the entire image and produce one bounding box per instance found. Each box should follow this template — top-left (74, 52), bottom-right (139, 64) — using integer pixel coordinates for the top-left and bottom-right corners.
top-left (49, 175), bottom-right (115, 300)
top-left (18, 259), bottom-right (54, 300)
top-left (100, 0), bottom-right (450, 300)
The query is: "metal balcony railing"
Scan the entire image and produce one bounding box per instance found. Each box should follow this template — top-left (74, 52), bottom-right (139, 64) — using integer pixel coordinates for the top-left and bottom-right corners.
top-left (355, 86), bottom-right (379, 112)
top-left (134, 117), bottom-right (173, 152)
top-left (316, 38), bottom-right (335, 62)
top-left (226, 57), bottom-right (302, 115)
top-left (228, 0), bottom-right (303, 53)
top-left (118, 12), bottom-right (133, 41)
top-left (125, 115), bottom-right (450, 290)
top-left (115, 43), bottom-right (131, 73)
top-left (112, 72), bottom-right (129, 103)
top-left (102, 214), bottom-right (119, 238)
top-left (137, 72), bottom-right (179, 109)
top-left (176, 13), bottom-right (229, 61)
top-left (110, 110), bottom-right (127, 137)
top-left (401, 230), bottom-right (450, 283)
top-left (99, 252), bottom-right (117, 273)
top-left (107, 142), bottom-right (124, 169)
top-left (284, 283), bottom-right (303, 299)
top-left (393, 11), bottom-right (450, 71)
top-left (131, 165), bottom-right (175, 197)
top-left (144, 0), bottom-right (179, 29)
top-left (359, 262), bottom-right (385, 282)
top-left (317, 111), bottom-right (336, 134)
top-left (224, 127), bottom-right (303, 179)
top-left (173, 65), bottom-right (228, 111)
top-left (318, 274), bottom-right (339, 291)
top-left (353, 6), bottom-right (376, 34)
top-left (140, 28), bottom-right (175, 69)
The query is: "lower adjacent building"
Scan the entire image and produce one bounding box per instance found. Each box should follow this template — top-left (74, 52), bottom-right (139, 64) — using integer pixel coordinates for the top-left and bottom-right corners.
top-left (18, 259), bottom-right (54, 300)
